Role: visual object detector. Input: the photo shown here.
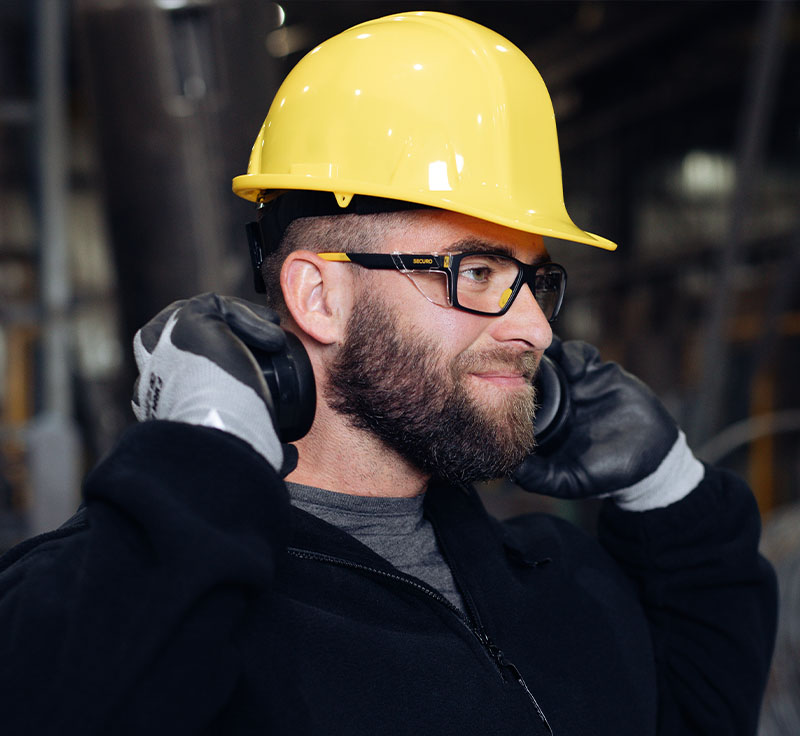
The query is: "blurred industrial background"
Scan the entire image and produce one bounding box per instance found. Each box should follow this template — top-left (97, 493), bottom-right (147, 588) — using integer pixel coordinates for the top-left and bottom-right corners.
top-left (0, 0), bottom-right (799, 729)
top-left (0, 0), bottom-right (799, 549)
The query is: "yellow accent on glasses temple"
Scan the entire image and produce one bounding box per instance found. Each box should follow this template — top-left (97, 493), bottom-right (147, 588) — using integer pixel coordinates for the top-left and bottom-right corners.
top-left (319, 253), bottom-right (352, 262)
top-left (499, 287), bottom-right (513, 309)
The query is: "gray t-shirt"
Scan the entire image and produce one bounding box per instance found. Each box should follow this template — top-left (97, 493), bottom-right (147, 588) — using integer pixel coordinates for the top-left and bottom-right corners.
top-left (286, 482), bottom-right (466, 614)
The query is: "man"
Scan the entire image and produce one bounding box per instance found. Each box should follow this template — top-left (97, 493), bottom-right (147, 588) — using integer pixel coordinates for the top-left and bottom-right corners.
top-left (0, 11), bottom-right (776, 735)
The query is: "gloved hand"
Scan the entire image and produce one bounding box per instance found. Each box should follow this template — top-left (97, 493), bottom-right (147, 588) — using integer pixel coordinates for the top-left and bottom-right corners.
top-left (132, 293), bottom-right (293, 475)
top-left (513, 337), bottom-right (704, 511)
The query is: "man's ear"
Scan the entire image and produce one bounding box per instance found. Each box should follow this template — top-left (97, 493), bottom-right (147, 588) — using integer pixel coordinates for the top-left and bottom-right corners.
top-left (281, 250), bottom-right (352, 345)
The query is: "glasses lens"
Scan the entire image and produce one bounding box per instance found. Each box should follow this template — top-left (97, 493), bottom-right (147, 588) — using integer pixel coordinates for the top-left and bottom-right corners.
top-left (533, 264), bottom-right (565, 320)
top-left (456, 254), bottom-right (520, 314)
top-left (393, 252), bottom-right (450, 307)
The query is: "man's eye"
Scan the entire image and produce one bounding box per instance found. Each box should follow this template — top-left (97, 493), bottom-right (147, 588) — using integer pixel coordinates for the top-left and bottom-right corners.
top-left (460, 266), bottom-right (492, 283)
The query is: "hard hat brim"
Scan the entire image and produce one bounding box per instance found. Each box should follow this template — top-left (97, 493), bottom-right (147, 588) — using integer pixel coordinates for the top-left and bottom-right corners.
top-left (232, 175), bottom-right (618, 252)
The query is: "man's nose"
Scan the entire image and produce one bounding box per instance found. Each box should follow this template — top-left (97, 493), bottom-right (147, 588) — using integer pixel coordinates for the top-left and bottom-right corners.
top-left (489, 282), bottom-right (553, 351)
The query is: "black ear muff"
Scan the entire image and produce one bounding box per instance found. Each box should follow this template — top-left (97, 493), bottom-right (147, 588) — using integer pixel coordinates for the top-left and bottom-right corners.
top-left (533, 354), bottom-right (572, 454)
top-left (245, 221), bottom-right (267, 293)
top-left (250, 332), bottom-right (316, 443)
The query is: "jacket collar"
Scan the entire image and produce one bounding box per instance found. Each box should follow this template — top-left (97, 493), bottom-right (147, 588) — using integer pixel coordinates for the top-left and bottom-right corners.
top-left (285, 477), bottom-right (553, 616)
top-left (288, 502), bottom-right (401, 571)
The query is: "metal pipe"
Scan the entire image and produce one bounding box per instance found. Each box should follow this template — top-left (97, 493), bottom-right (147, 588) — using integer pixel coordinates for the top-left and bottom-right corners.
top-left (36, 0), bottom-right (71, 417)
top-left (31, 0), bottom-right (81, 534)
top-left (697, 409), bottom-right (800, 466)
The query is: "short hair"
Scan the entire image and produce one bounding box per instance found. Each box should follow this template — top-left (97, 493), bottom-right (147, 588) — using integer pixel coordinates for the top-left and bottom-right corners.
top-left (259, 210), bottom-right (427, 319)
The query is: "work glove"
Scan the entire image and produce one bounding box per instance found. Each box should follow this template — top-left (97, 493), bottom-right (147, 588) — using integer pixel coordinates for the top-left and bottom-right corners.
top-left (513, 337), bottom-right (704, 511)
top-left (132, 293), bottom-right (294, 475)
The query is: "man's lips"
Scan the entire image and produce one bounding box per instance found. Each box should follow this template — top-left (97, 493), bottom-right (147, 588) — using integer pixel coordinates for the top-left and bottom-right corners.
top-left (470, 371), bottom-right (530, 387)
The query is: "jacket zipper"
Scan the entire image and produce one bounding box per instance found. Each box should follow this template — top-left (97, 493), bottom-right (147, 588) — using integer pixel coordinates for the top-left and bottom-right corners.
top-left (287, 546), bottom-right (553, 735)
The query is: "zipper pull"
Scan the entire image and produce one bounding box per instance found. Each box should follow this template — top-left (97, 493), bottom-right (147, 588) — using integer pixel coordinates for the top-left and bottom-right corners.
top-left (481, 634), bottom-right (506, 670)
top-left (493, 647), bottom-right (554, 736)
top-left (476, 630), bottom-right (552, 734)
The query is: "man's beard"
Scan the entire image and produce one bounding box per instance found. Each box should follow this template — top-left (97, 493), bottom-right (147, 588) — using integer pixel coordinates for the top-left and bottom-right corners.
top-left (326, 298), bottom-right (538, 484)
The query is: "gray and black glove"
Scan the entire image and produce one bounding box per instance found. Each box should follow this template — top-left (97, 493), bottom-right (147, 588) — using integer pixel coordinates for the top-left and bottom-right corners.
top-left (514, 338), bottom-right (704, 511)
top-left (132, 293), bottom-right (289, 474)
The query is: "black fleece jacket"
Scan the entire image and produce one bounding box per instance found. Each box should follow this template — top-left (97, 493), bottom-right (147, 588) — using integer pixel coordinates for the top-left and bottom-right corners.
top-left (0, 421), bottom-right (777, 735)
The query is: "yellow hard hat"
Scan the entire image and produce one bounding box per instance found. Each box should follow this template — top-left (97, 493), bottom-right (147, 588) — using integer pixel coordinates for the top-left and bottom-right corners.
top-left (232, 11), bottom-right (616, 251)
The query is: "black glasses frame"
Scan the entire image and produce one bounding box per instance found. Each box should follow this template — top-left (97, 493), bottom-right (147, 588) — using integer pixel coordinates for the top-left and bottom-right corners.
top-left (318, 251), bottom-right (567, 321)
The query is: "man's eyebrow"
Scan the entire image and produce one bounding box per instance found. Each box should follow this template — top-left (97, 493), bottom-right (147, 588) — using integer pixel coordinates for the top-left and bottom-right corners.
top-left (439, 237), bottom-right (551, 265)
top-left (440, 238), bottom-right (512, 256)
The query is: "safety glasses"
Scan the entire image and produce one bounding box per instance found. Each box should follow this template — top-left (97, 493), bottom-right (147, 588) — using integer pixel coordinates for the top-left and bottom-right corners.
top-left (318, 251), bottom-right (567, 321)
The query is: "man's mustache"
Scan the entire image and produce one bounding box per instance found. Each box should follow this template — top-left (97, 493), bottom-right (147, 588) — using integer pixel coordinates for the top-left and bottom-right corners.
top-left (452, 348), bottom-right (540, 383)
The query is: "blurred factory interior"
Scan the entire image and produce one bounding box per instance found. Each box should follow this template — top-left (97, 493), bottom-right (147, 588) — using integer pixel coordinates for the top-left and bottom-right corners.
top-left (0, 0), bottom-right (798, 545)
top-left (0, 2), bottom-right (799, 729)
